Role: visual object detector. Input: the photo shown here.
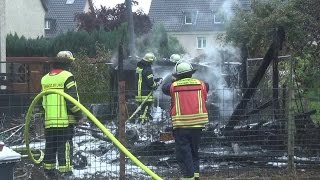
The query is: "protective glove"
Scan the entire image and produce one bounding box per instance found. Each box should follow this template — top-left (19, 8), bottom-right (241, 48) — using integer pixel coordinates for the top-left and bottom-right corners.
top-left (154, 78), bottom-right (163, 89)
top-left (154, 77), bottom-right (163, 83)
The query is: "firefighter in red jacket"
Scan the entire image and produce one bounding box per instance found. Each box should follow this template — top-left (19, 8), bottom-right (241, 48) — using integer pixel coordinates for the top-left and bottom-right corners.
top-left (162, 62), bottom-right (209, 180)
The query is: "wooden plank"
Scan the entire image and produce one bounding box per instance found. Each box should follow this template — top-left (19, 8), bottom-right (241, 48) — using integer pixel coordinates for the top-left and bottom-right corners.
top-left (6, 57), bottom-right (53, 63)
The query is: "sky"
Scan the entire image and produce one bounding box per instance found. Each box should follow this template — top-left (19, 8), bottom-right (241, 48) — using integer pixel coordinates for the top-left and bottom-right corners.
top-left (93, 0), bottom-right (152, 14)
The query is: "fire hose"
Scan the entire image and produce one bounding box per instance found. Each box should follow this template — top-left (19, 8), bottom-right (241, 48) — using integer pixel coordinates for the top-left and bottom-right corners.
top-left (126, 78), bottom-right (163, 122)
top-left (24, 89), bottom-right (162, 180)
top-left (126, 91), bottom-right (153, 122)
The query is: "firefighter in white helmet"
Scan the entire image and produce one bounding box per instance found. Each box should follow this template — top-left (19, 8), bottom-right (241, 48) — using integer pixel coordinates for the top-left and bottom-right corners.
top-left (162, 62), bottom-right (209, 180)
top-left (170, 54), bottom-right (181, 63)
top-left (135, 52), bottom-right (163, 123)
top-left (169, 54), bottom-right (182, 82)
top-left (41, 51), bottom-right (83, 179)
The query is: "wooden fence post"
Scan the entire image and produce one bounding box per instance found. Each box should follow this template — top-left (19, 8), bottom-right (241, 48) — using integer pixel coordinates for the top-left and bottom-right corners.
top-left (118, 42), bottom-right (126, 179)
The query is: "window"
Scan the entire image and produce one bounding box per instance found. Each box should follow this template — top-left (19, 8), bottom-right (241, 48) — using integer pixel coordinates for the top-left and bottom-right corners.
top-left (184, 11), bottom-right (198, 25)
top-left (45, 20), bottom-right (50, 30)
top-left (197, 37), bottom-right (206, 49)
top-left (66, 0), bottom-right (75, 4)
top-left (10, 63), bottom-right (27, 83)
top-left (184, 13), bottom-right (192, 24)
top-left (214, 14), bottom-right (224, 24)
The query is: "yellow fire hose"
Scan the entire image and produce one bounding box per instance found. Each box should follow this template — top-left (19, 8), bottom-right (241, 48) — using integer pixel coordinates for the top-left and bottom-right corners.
top-left (126, 91), bottom-right (153, 122)
top-left (24, 89), bottom-right (162, 180)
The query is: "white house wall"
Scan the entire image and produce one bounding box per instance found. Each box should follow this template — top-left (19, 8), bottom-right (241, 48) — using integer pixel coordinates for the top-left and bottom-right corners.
top-left (168, 31), bottom-right (226, 58)
top-left (83, 0), bottom-right (90, 13)
top-left (6, 0), bottom-right (45, 38)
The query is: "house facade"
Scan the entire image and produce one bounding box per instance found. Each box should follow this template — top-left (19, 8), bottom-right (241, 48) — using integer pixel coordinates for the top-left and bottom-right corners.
top-left (44, 0), bottom-right (90, 38)
top-left (149, 0), bottom-right (251, 58)
top-left (6, 0), bottom-right (47, 38)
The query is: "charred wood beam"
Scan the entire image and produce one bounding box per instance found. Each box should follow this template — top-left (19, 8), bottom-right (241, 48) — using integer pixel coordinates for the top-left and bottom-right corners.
top-left (130, 141), bottom-right (175, 156)
top-left (76, 126), bottom-right (111, 142)
top-left (225, 27), bottom-right (285, 131)
top-left (226, 45), bottom-right (274, 130)
top-left (246, 100), bottom-right (273, 116)
top-left (294, 109), bottom-right (317, 119)
top-left (295, 109), bottom-right (317, 128)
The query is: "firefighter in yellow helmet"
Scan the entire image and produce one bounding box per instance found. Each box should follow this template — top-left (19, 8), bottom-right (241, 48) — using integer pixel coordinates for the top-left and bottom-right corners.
top-left (41, 51), bottom-right (83, 179)
top-left (162, 62), bottom-right (209, 180)
top-left (135, 52), bottom-right (163, 124)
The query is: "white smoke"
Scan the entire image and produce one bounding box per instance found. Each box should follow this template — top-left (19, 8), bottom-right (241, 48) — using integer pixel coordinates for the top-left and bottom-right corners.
top-left (187, 0), bottom-right (243, 121)
top-left (144, 0), bottom-right (245, 122)
top-left (221, 0), bottom-right (238, 20)
top-left (194, 44), bottom-right (241, 121)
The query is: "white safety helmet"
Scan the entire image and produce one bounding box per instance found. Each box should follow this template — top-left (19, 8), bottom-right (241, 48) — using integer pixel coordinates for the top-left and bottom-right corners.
top-left (56, 51), bottom-right (75, 62)
top-left (173, 62), bottom-right (196, 76)
top-left (143, 52), bottom-right (156, 62)
top-left (170, 54), bottom-right (181, 63)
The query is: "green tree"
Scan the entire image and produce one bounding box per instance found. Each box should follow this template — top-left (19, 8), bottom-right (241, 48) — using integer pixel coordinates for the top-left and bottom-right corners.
top-left (135, 24), bottom-right (185, 58)
top-left (225, 0), bottom-right (320, 120)
top-left (75, 1), bottom-right (152, 35)
top-left (225, 0), bottom-right (320, 88)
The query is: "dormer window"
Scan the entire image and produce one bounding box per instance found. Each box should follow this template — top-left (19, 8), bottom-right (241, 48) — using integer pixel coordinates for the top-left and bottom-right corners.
top-left (45, 20), bottom-right (51, 30)
top-left (184, 13), bottom-right (192, 24)
top-left (183, 11), bottom-right (198, 25)
top-left (66, 0), bottom-right (75, 4)
top-left (214, 14), bottom-right (224, 24)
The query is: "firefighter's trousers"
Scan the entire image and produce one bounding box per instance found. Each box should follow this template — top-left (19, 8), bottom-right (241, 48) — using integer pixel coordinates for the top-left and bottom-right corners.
top-left (174, 128), bottom-right (202, 179)
top-left (138, 101), bottom-right (153, 123)
top-left (43, 126), bottom-right (74, 173)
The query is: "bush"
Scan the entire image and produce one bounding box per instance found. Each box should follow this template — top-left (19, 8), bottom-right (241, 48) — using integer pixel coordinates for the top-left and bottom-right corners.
top-left (71, 43), bottom-right (113, 106)
top-left (6, 29), bottom-right (123, 57)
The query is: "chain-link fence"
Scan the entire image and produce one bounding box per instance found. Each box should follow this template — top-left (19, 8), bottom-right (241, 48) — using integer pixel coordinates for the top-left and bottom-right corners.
top-left (1, 86), bottom-right (320, 180)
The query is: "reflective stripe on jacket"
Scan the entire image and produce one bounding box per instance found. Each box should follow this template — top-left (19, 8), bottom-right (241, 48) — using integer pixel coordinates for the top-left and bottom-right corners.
top-left (170, 78), bottom-right (208, 129)
top-left (41, 70), bottom-right (74, 128)
top-left (135, 61), bottom-right (156, 102)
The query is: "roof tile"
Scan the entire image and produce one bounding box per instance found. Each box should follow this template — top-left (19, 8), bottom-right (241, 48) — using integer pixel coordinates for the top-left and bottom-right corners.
top-left (149, 0), bottom-right (251, 32)
top-left (45, 0), bottom-right (87, 38)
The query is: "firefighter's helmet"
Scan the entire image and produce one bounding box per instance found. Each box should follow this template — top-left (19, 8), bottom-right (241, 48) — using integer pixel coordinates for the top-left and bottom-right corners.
top-left (173, 62), bottom-right (196, 75)
top-left (143, 52), bottom-right (156, 62)
top-left (56, 51), bottom-right (75, 63)
top-left (170, 54), bottom-right (181, 63)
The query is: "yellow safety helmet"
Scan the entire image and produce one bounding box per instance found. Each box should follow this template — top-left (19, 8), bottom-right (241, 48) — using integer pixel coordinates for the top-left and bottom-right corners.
top-left (56, 51), bottom-right (75, 63)
top-left (170, 54), bottom-right (181, 63)
top-left (143, 52), bottom-right (156, 62)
